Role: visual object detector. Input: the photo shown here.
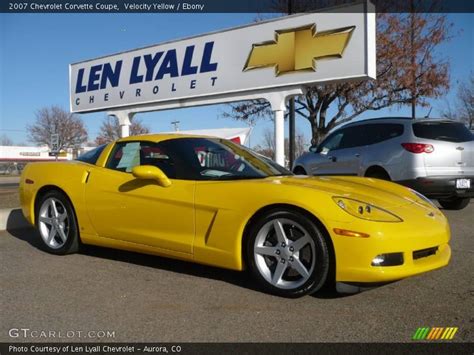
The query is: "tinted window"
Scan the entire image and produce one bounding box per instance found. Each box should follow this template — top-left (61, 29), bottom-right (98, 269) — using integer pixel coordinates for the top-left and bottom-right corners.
top-left (317, 126), bottom-right (367, 153)
top-left (158, 138), bottom-right (291, 180)
top-left (107, 142), bottom-right (141, 172)
top-left (106, 138), bottom-right (291, 180)
top-left (339, 126), bottom-right (367, 149)
top-left (317, 131), bottom-right (344, 153)
top-left (140, 143), bottom-right (177, 178)
top-left (413, 122), bottom-right (473, 142)
top-left (106, 141), bottom-right (177, 178)
top-left (364, 124), bottom-right (404, 145)
top-left (76, 145), bottom-right (106, 165)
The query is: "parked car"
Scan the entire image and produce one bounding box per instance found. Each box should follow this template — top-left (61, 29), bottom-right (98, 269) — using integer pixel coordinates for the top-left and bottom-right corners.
top-left (293, 118), bottom-right (474, 210)
top-left (20, 134), bottom-right (450, 297)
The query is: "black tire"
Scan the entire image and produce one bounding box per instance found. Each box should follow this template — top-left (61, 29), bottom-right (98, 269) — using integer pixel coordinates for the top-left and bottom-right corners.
top-left (293, 166), bottom-right (307, 175)
top-left (438, 197), bottom-right (470, 210)
top-left (35, 190), bottom-right (80, 255)
top-left (245, 209), bottom-right (330, 298)
top-left (365, 169), bottom-right (391, 181)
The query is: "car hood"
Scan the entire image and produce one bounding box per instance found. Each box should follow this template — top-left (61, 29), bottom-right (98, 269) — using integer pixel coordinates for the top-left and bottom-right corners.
top-left (265, 175), bottom-right (420, 209)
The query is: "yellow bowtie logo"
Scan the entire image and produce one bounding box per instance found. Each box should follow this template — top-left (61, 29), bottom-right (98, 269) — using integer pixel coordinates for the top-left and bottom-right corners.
top-left (244, 24), bottom-right (355, 76)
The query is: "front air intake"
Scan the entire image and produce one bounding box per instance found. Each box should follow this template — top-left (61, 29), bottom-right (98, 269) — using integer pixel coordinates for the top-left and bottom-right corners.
top-left (413, 247), bottom-right (438, 260)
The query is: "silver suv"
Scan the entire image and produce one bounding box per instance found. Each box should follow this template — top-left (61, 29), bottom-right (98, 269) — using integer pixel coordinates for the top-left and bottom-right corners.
top-left (293, 118), bottom-right (474, 210)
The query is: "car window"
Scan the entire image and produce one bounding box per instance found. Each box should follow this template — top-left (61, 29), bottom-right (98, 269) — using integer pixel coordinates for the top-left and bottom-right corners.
top-left (106, 142), bottom-right (141, 172)
top-left (106, 138), bottom-right (291, 180)
top-left (105, 141), bottom-right (177, 178)
top-left (76, 145), bottom-right (106, 165)
top-left (317, 131), bottom-right (344, 154)
top-left (158, 138), bottom-right (291, 180)
top-left (364, 124), bottom-right (404, 145)
top-left (317, 125), bottom-right (367, 153)
top-left (140, 142), bottom-right (177, 178)
top-left (413, 122), bottom-right (474, 143)
top-left (339, 126), bottom-right (366, 149)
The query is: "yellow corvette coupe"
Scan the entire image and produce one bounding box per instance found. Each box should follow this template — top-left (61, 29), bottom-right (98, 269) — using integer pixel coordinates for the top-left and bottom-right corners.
top-left (20, 134), bottom-right (451, 297)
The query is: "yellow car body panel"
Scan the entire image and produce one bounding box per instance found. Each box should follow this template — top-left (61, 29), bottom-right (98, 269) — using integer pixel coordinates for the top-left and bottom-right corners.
top-left (19, 134), bottom-right (451, 284)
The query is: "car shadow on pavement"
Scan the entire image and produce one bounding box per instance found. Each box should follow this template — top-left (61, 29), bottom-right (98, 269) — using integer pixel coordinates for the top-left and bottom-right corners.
top-left (7, 227), bottom-right (262, 294)
top-left (7, 227), bottom-right (347, 299)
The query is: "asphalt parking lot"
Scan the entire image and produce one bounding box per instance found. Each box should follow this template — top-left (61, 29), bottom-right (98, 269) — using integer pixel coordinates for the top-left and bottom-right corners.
top-left (0, 176), bottom-right (20, 209)
top-left (0, 199), bottom-right (473, 343)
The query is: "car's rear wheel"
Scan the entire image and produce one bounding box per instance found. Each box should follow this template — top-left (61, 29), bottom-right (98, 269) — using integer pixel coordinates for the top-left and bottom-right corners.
top-left (438, 197), bottom-right (470, 210)
top-left (246, 209), bottom-right (330, 298)
top-left (36, 190), bottom-right (80, 254)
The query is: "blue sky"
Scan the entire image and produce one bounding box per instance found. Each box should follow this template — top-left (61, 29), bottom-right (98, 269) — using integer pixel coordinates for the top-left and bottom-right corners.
top-left (0, 12), bottom-right (472, 147)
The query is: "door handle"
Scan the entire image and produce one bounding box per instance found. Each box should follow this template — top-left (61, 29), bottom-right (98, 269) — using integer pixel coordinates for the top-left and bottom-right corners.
top-left (355, 153), bottom-right (360, 158)
top-left (328, 156), bottom-right (337, 162)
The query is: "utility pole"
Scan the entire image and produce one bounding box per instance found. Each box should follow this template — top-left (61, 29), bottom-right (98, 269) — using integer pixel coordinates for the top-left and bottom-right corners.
top-left (288, 0), bottom-right (296, 169)
top-left (171, 120), bottom-right (180, 131)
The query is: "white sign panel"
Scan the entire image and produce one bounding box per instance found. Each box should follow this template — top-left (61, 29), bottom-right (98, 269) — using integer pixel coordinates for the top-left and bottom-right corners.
top-left (70, 2), bottom-right (375, 113)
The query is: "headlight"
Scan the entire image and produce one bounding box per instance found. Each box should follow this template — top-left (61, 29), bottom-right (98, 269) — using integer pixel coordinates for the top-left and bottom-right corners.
top-left (332, 197), bottom-right (403, 222)
top-left (409, 188), bottom-right (437, 209)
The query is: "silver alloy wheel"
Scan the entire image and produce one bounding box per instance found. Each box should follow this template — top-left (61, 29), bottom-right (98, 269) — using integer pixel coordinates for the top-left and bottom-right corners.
top-left (254, 218), bottom-right (316, 289)
top-left (38, 197), bottom-right (70, 249)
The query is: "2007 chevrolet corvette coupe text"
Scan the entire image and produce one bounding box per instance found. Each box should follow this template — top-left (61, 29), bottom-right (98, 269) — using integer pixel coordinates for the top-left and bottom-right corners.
top-left (19, 134), bottom-right (451, 297)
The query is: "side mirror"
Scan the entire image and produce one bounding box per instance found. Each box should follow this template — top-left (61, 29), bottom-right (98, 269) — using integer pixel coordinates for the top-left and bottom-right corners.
top-left (309, 145), bottom-right (318, 153)
top-left (132, 165), bottom-right (171, 187)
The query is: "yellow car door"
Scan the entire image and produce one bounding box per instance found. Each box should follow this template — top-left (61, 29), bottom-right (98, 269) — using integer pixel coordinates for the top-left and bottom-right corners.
top-left (85, 141), bottom-right (195, 254)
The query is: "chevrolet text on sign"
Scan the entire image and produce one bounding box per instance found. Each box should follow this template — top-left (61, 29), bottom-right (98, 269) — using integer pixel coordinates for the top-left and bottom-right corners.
top-left (69, 2), bottom-right (375, 113)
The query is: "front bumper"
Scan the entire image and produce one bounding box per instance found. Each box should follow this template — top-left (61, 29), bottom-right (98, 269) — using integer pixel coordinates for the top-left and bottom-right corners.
top-left (329, 208), bottom-right (451, 283)
top-left (398, 176), bottom-right (474, 199)
top-left (336, 243), bottom-right (451, 283)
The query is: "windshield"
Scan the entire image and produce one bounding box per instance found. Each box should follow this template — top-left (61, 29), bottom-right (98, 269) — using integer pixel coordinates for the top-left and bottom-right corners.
top-left (157, 137), bottom-right (292, 180)
top-left (76, 145), bottom-right (106, 165)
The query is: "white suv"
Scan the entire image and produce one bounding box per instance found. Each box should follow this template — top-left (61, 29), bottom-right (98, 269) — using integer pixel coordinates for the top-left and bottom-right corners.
top-left (293, 118), bottom-right (474, 210)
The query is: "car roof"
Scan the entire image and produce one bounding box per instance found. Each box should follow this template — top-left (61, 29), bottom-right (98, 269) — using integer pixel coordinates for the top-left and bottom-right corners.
top-left (117, 133), bottom-right (215, 143)
top-left (342, 117), bottom-right (458, 128)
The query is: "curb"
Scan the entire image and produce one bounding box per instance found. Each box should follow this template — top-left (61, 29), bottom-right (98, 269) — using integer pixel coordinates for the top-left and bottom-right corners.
top-left (0, 208), bottom-right (30, 231)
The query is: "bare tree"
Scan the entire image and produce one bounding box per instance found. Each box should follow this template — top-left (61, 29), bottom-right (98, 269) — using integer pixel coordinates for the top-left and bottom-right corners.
top-left (458, 73), bottom-right (474, 129)
top-left (458, 74), bottom-right (474, 129)
top-left (255, 128), bottom-right (307, 163)
top-left (262, 129), bottom-right (276, 154)
top-left (441, 73), bottom-right (474, 128)
top-left (27, 106), bottom-right (88, 150)
top-left (95, 116), bottom-right (150, 145)
top-left (223, 9), bottom-right (451, 145)
top-left (0, 134), bottom-right (14, 146)
top-left (294, 132), bottom-right (307, 158)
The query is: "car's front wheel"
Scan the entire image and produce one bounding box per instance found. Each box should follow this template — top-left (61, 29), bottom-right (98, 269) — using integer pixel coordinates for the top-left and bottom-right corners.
top-left (36, 190), bottom-right (80, 254)
top-left (438, 197), bottom-right (470, 210)
top-left (246, 209), bottom-right (330, 298)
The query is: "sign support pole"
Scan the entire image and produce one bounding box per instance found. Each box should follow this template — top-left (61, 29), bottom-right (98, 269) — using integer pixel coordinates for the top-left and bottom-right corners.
top-left (265, 89), bottom-right (302, 167)
top-left (121, 122), bottom-right (130, 138)
top-left (108, 111), bottom-right (135, 138)
top-left (274, 109), bottom-right (285, 166)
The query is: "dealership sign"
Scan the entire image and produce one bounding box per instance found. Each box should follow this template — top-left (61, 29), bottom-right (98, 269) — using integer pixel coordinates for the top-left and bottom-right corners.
top-left (69, 2), bottom-right (375, 113)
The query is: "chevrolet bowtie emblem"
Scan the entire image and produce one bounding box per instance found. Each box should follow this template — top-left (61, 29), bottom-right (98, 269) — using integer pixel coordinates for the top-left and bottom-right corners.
top-left (243, 24), bottom-right (355, 76)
